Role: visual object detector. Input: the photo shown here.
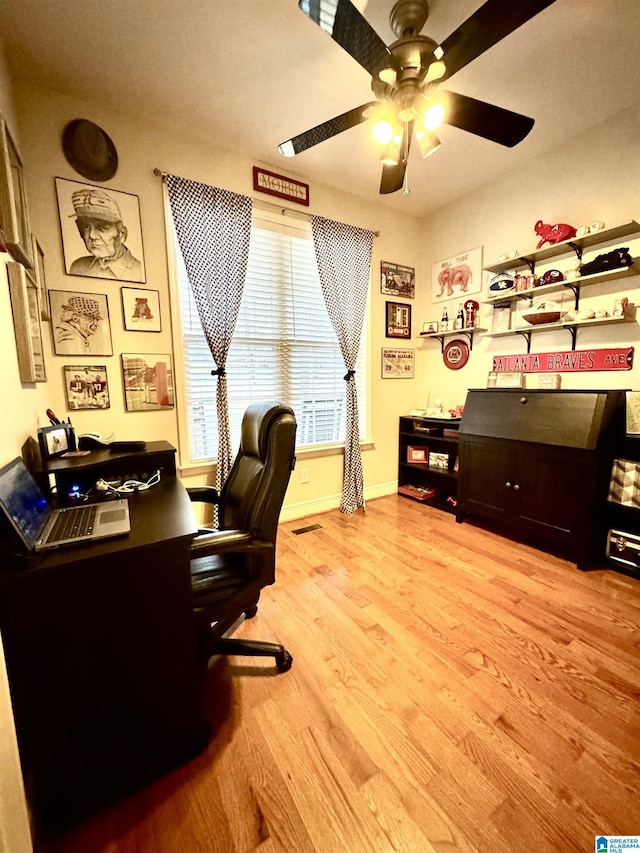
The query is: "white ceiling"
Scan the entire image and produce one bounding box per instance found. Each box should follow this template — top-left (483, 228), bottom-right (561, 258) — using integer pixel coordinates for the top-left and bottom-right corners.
top-left (1, 0), bottom-right (639, 218)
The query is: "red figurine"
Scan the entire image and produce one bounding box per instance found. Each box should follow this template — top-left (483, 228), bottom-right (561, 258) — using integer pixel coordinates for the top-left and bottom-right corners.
top-left (463, 299), bottom-right (479, 328)
top-left (534, 220), bottom-right (577, 249)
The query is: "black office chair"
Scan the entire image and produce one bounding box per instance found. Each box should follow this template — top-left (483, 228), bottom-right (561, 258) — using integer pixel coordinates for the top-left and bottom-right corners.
top-left (188, 402), bottom-right (297, 673)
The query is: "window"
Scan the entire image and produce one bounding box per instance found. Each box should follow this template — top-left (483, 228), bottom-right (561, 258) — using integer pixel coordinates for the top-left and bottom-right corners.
top-left (176, 213), bottom-right (367, 463)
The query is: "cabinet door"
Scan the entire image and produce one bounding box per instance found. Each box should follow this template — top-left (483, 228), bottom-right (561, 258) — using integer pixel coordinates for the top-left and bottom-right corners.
top-left (514, 446), bottom-right (594, 541)
top-left (458, 438), bottom-right (514, 518)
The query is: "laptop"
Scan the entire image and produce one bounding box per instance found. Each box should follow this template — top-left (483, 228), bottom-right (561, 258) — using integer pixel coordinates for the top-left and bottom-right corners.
top-left (0, 456), bottom-right (130, 552)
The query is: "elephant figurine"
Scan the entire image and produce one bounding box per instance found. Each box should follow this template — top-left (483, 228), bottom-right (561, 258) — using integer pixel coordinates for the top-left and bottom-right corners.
top-left (534, 220), bottom-right (577, 249)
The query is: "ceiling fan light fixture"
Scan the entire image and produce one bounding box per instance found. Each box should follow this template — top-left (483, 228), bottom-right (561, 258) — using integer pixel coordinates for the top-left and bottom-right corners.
top-left (415, 128), bottom-right (441, 159)
top-left (379, 66), bottom-right (397, 85)
top-left (380, 131), bottom-right (403, 166)
top-left (425, 59), bottom-right (446, 83)
top-left (423, 101), bottom-right (445, 131)
top-left (372, 118), bottom-right (394, 144)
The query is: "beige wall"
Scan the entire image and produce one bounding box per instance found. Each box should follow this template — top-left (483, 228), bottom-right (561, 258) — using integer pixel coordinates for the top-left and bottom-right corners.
top-left (0, 37), bottom-right (35, 853)
top-left (12, 82), bottom-right (423, 517)
top-left (415, 105), bottom-right (640, 404)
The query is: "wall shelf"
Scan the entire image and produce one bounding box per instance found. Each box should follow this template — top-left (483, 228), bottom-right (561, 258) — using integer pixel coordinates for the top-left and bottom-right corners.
top-left (484, 220), bottom-right (640, 275)
top-left (419, 326), bottom-right (487, 352)
top-left (486, 313), bottom-right (637, 352)
top-left (483, 263), bottom-right (638, 308)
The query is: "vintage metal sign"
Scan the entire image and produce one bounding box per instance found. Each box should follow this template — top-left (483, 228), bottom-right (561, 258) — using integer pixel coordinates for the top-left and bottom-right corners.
top-left (493, 347), bottom-right (634, 373)
top-left (252, 167), bottom-right (309, 206)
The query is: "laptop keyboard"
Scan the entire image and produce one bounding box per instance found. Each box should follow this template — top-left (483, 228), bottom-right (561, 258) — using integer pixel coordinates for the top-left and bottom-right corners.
top-left (48, 505), bottom-right (98, 542)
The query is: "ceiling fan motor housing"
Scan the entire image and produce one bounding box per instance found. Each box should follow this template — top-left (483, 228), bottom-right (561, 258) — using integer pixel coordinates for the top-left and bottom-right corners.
top-left (389, 0), bottom-right (429, 38)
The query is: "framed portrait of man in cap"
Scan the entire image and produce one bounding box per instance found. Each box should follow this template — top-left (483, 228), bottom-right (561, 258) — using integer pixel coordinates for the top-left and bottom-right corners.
top-left (48, 289), bottom-right (113, 356)
top-left (55, 177), bottom-right (146, 284)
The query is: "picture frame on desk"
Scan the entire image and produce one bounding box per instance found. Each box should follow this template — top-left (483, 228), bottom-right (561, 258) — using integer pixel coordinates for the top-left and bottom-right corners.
top-left (38, 423), bottom-right (76, 460)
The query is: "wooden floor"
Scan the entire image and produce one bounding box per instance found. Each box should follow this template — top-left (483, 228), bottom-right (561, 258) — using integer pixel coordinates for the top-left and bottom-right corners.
top-left (38, 495), bottom-right (640, 853)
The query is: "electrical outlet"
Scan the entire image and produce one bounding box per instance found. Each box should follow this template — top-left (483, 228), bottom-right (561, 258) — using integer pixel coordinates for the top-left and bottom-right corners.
top-left (301, 467), bottom-right (309, 484)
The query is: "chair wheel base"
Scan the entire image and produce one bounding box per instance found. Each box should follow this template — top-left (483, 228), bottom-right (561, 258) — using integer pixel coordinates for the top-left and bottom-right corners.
top-left (276, 650), bottom-right (293, 672)
top-left (244, 605), bottom-right (258, 619)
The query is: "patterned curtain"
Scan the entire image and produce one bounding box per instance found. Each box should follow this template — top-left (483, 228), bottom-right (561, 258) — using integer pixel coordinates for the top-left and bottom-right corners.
top-left (311, 215), bottom-right (373, 514)
top-left (166, 174), bottom-right (252, 492)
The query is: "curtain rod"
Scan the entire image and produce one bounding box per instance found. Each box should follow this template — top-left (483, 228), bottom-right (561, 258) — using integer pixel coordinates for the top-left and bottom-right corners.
top-left (153, 168), bottom-right (380, 237)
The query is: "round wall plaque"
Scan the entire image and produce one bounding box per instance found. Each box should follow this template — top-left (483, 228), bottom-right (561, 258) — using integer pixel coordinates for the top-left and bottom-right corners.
top-left (443, 339), bottom-right (470, 370)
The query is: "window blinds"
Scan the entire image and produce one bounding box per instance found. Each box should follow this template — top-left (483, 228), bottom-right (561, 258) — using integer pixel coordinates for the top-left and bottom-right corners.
top-left (177, 218), bottom-right (366, 463)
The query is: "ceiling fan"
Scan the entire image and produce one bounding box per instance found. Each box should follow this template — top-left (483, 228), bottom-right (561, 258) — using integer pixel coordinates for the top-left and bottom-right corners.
top-left (278, 0), bottom-right (557, 194)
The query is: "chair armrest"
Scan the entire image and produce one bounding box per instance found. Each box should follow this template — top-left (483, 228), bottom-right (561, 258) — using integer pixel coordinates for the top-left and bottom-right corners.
top-left (186, 486), bottom-right (220, 505)
top-left (190, 528), bottom-right (271, 557)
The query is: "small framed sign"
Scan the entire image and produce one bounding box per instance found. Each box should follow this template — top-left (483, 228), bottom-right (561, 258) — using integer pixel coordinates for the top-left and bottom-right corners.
top-left (252, 167), bottom-right (309, 206)
top-left (385, 301), bottom-right (412, 339)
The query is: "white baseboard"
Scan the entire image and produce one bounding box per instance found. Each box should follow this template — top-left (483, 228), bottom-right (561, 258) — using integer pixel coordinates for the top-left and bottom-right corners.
top-left (279, 480), bottom-right (397, 522)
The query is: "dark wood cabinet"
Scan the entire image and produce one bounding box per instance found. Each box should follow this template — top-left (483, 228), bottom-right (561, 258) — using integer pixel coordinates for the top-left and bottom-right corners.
top-left (457, 389), bottom-right (626, 569)
top-left (398, 416), bottom-right (460, 513)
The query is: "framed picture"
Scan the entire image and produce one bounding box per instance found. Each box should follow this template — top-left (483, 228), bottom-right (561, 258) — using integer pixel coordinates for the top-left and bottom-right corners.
top-left (420, 321), bottom-right (439, 335)
top-left (495, 371), bottom-right (525, 389)
top-left (626, 391), bottom-right (640, 435)
top-left (7, 262), bottom-right (46, 383)
top-left (385, 301), bottom-right (412, 339)
top-left (0, 115), bottom-right (33, 269)
top-left (37, 423), bottom-right (75, 460)
top-left (381, 261), bottom-right (415, 299)
top-left (432, 246), bottom-right (483, 303)
top-left (407, 445), bottom-right (429, 464)
top-left (64, 365), bottom-right (110, 410)
top-left (121, 287), bottom-right (161, 332)
top-left (382, 347), bottom-right (415, 378)
top-left (429, 451), bottom-right (450, 469)
top-left (29, 234), bottom-right (49, 320)
top-left (121, 353), bottom-right (174, 411)
top-left (55, 177), bottom-right (146, 283)
top-left (49, 289), bottom-right (113, 356)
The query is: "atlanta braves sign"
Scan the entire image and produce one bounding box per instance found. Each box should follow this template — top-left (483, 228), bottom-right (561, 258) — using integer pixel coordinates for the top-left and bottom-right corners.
top-left (493, 347), bottom-right (634, 373)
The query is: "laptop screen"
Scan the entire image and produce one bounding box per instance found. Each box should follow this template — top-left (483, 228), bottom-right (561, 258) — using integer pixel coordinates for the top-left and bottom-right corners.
top-left (0, 457), bottom-right (51, 547)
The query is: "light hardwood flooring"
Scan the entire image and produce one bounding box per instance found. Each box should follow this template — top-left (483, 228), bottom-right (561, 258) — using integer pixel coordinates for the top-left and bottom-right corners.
top-left (38, 495), bottom-right (640, 852)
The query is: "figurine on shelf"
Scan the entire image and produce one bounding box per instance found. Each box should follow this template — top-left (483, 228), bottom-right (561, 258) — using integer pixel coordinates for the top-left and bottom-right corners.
top-left (534, 220), bottom-right (577, 249)
top-left (464, 299), bottom-right (479, 328)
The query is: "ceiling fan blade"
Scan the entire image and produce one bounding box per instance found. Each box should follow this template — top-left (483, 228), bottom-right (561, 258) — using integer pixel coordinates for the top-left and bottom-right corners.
top-left (442, 91), bottom-right (534, 147)
top-left (298, 0), bottom-right (393, 78)
top-left (437, 0), bottom-right (557, 82)
top-left (278, 102), bottom-right (377, 157)
top-left (380, 122), bottom-right (413, 195)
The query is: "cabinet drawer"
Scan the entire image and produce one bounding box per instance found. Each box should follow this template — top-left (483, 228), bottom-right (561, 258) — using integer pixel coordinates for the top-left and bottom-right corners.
top-left (460, 390), bottom-right (623, 449)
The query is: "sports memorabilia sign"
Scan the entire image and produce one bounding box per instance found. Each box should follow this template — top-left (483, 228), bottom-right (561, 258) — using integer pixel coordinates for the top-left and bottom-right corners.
top-left (493, 347), bottom-right (634, 373)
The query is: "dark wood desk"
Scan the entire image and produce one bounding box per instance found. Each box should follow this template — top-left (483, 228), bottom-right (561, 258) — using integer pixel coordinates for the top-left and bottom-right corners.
top-left (0, 477), bottom-right (210, 834)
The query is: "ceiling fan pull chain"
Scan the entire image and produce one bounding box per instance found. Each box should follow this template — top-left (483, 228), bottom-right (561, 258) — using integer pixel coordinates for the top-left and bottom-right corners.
top-left (402, 121), bottom-right (410, 195)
